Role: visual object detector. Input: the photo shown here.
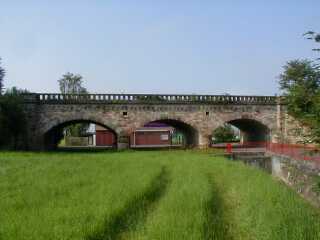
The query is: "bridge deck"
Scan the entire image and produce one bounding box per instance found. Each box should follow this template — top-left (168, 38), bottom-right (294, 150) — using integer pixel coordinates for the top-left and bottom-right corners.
top-left (22, 93), bottom-right (279, 105)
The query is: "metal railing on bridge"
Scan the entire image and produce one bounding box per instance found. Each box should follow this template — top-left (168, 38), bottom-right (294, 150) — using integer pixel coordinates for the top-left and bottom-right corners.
top-left (267, 142), bottom-right (320, 165)
top-left (21, 93), bottom-right (278, 105)
top-left (213, 141), bottom-right (320, 165)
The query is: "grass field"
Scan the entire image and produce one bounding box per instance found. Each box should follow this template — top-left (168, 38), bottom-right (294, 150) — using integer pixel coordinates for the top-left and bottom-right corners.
top-left (0, 150), bottom-right (319, 240)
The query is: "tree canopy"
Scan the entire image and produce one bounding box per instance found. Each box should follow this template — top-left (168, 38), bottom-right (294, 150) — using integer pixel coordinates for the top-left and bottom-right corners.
top-left (58, 72), bottom-right (87, 94)
top-left (278, 31), bottom-right (320, 144)
top-left (279, 59), bottom-right (320, 143)
top-left (0, 87), bottom-right (29, 149)
top-left (212, 124), bottom-right (238, 143)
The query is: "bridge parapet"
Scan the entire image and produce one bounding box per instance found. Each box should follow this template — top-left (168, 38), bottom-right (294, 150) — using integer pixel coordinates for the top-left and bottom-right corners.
top-left (22, 93), bottom-right (277, 105)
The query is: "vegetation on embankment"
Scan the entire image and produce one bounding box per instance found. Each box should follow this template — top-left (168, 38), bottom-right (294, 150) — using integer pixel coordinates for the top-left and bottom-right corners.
top-left (0, 151), bottom-right (319, 240)
top-left (0, 87), bottom-right (29, 150)
top-left (278, 33), bottom-right (320, 144)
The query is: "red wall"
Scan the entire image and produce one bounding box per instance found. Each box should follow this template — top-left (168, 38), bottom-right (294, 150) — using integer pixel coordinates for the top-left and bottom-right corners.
top-left (96, 130), bottom-right (115, 146)
top-left (132, 131), bottom-right (171, 146)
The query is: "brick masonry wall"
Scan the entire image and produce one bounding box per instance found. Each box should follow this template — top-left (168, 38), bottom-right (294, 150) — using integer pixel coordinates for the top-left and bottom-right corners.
top-left (23, 102), bottom-right (293, 150)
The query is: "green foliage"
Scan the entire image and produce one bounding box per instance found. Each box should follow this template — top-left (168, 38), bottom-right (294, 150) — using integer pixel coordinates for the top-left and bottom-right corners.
top-left (0, 57), bottom-right (5, 95)
top-left (212, 124), bottom-right (237, 143)
top-left (64, 124), bottom-right (89, 137)
top-left (313, 175), bottom-right (320, 195)
top-left (58, 72), bottom-right (89, 136)
top-left (279, 60), bottom-right (320, 143)
top-left (0, 87), bottom-right (29, 149)
top-left (58, 72), bottom-right (87, 94)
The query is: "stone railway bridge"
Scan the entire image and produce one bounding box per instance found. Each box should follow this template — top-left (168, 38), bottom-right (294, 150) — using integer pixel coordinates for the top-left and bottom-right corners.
top-left (22, 93), bottom-right (298, 150)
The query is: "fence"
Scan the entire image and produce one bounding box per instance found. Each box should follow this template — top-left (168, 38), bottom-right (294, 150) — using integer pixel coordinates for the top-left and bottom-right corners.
top-left (213, 141), bottom-right (320, 164)
top-left (267, 142), bottom-right (320, 164)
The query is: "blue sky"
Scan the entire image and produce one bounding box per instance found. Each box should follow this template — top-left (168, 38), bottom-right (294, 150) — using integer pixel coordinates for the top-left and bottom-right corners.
top-left (0, 1), bottom-right (319, 95)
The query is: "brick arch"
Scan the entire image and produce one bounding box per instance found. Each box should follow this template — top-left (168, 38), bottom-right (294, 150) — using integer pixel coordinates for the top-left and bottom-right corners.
top-left (138, 116), bottom-right (199, 131)
top-left (221, 114), bottom-right (275, 132)
top-left (137, 117), bottom-right (200, 147)
top-left (40, 116), bottom-right (120, 150)
top-left (212, 115), bottom-right (273, 143)
top-left (22, 94), bottom-right (287, 150)
top-left (39, 114), bottom-right (121, 136)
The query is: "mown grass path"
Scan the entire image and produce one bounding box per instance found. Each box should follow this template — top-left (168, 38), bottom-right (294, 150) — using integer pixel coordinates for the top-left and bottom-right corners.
top-left (0, 151), bottom-right (319, 240)
top-left (86, 167), bottom-right (169, 240)
top-left (203, 175), bottom-right (234, 240)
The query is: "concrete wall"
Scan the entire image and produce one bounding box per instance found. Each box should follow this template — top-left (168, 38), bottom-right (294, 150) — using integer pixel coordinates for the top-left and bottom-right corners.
top-left (269, 154), bottom-right (320, 208)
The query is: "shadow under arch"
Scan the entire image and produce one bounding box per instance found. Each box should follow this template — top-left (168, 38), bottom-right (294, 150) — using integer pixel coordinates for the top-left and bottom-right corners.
top-left (227, 118), bottom-right (270, 142)
top-left (43, 119), bottom-right (118, 150)
top-left (143, 119), bottom-right (199, 147)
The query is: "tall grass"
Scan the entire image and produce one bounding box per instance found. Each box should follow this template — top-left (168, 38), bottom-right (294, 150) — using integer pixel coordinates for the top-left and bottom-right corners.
top-left (0, 152), bottom-right (163, 240)
top-left (206, 157), bottom-right (320, 240)
top-left (86, 167), bottom-right (169, 240)
top-left (127, 152), bottom-right (213, 239)
top-left (0, 151), bottom-right (319, 240)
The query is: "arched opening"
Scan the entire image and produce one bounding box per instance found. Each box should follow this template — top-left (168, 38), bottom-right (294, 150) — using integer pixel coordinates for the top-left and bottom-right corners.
top-left (228, 119), bottom-right (270, 143)
top-left (211, 118), bottom-right (270, 147)
top-left (130, 119), bottom-right (198, 148)
top-left (43, 120), bottom-right (117, 150)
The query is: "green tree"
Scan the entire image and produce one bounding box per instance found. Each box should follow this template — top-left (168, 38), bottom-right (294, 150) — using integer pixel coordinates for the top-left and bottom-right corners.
top-left (212, 124), bottom-right (237, 143)
top-left (58, 72), bottom-right (87, 94)
top-left (279, 59), bottom-right (320, 143)
top-left (0, 87), bottom-right (29, 149)
top-left (58, 72), bottom-right (89, 137)
top-left (0, 58), bottom-right (5, 95)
